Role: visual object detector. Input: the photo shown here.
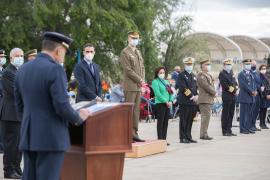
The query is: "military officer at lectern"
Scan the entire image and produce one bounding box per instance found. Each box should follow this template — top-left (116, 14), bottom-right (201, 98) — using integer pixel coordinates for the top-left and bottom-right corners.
top-left (14, 32), bottom-right (90, 180)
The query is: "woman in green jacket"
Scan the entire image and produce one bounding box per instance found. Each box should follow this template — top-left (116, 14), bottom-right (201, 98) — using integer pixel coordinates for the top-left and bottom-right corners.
top-left (151, 67), bottom-right (173, 144)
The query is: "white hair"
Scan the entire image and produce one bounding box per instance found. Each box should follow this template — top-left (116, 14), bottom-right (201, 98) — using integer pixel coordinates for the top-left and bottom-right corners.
top-left (10, 48), bottom-right (23, 58)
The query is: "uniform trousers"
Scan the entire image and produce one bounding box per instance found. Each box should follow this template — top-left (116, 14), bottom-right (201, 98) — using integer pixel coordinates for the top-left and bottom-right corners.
top-left (124, 91), bottom-right (141, 138)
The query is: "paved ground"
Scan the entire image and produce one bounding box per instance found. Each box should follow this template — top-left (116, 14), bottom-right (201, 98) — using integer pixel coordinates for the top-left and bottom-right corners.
top-left (123, 116), bottom-right (270, 180)
top-left (0, 116), bottom-right (269, 180)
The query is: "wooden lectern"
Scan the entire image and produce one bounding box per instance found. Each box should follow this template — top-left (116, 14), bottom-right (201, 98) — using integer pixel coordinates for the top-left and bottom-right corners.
top-left (61, 103), bottom-right (133, 180)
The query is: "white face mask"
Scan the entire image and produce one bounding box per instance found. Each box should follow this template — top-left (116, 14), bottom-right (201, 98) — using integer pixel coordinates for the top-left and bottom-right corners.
top-left (85, 53), bottom-right (94, 62)
top-left (206, 65), bottom-right (211, 72)
top-left (244, 64), bottom-right (251, 71)
top-left (224, 65), bottom-right (232, 72)
top-left (0, 57), bottom-right (6, 66)
top-left (158, 73), bottom-right (165, 79)
top-left (185, 65), bottom-right (193, 73)
top-left (130, 39), bottom-right (139, 47)
top-left (260, 69), bottom-right (266, 74)
top-left (12, 57), bottom-right (24, 67)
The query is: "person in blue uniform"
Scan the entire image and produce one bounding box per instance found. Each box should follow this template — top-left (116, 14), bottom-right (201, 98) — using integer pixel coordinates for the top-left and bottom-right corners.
top-left (218, 58), bottom-right (238, 136)
top-left (177, 57), bottom-right (198, 143)
top-left (14, 32), bottom-right (90, 180)
top-left (237, 59), bottom-right (257, 134)
top-left (250, 60), bottom-right (262, 131)
top-left (258, 64), bottom-right (270, 129)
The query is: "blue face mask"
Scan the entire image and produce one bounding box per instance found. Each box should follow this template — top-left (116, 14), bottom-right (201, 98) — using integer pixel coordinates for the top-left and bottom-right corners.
top-left (244, 64), bottom-right (251, 71)
top-left (0, 57), bottom-right (6, 66)
top-left (130, 39), bottom-right (139, 46)
top-left (185, 65), bottom-right (193, 73)
top-left (225, 65), bottom-right (232, 72)
top-left (251, 65), bottom-right (256, 71)
top-left (13, 57), bottom-right (24, 67)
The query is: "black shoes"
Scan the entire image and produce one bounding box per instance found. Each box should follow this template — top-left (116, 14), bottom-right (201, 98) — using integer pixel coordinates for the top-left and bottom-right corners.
top-left (223, 132), bottom-right (237, 136)
top-left (240, 131), bottom-right (249, 134)
top-left (200, 136), bottom-right (213, 140)
top-left (261, 126), bottom-right (269, 129)
top-left (248, 129), bottom-right (255, 134)
top-left (133, 137), bottom-right (145, 142)
top-left (180, 139), bottom-right (190, 143)
top-left (188, 139), bottom-right (198, 143)
top-left (4, 172), bottom-right (22, 179)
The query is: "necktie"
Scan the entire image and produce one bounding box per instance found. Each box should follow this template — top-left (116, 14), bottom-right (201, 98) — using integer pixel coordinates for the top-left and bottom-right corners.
top-left (89, 63), bottom-right (94, 74)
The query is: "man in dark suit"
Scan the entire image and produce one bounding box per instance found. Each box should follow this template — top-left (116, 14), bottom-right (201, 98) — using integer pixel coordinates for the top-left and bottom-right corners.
top-left (14, 32), bottom-right (90, 180)
top-left (218, 58), bottom-right (238, 136)
top-left (0, 47), bottom-right (25, 179)
top-left (74, 43), bottom-right (102, 102)
top-left (177, 57), bottom-right (198, 143)
top-left (0, 49), bottom-right (7, 153)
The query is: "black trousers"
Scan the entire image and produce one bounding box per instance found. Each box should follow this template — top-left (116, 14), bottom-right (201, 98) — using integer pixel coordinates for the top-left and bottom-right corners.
top-left (23, 151), bottom-right (65, 180)
top-left (1, 121), bottom-right (22, 174)
top-left (179, 105), bottom-right (197, 140)
top-left (156, 103), bottom-right (170, 140)
top-left (221, 100), bottom-right (235, 134)
top-left (259, 108), bottom-right (267, 127)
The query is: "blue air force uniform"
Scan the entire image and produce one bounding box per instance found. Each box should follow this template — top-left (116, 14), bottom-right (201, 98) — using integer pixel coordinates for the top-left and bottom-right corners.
top-left (14, 32), bottom-right (84, 180)
top-left (237, 60), bottom-right (256, 134)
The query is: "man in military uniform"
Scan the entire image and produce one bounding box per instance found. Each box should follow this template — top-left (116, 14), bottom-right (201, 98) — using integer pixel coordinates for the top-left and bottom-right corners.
top-left (14, 32), bottom-right (90, 180)
top-left (177, 57), bottom-right (198, 143)
top-left (238, 59), bottom-right (257, 134)
top-left (250, 60), bottom-right (262, 131)
top-left (25, 49), bottom-right (37, 61)
top-left (218, 58), bottom-right (238, 136)
top-left (197, 59), bottom-right (216, 140)
top-left (119, 31), bottom-right (145, 142)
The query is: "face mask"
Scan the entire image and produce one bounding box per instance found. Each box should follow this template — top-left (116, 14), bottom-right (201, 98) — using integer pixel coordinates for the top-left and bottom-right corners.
top-left (206, 65), bottom-right (211, 72)
top-left (171, 83), bottom-right (176, 87)
top-left (85, 53), bottom-right (94, 62)
top-left (130, 39), bottom-right (139, 46)
top-left (158, 73), bottom-right (165, 79)
top-left (0, 57), bottom-right (6, 65)
top-left (260, 70), bottom-right (266, 74)
top-left (12, 57), bottom-right (24, 67)
top-left (244, 64), bottom-right (251, 71)
top-left (251, 65), bottom-right (256, 71)
top-left (185, 65), bottom-right (193, 73)
top-left (225, 65), bottom-right (232, 72)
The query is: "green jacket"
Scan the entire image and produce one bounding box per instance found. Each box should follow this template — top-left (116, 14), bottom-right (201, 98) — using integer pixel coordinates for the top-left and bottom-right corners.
top-left (151, 78), bottom-right (173, 104)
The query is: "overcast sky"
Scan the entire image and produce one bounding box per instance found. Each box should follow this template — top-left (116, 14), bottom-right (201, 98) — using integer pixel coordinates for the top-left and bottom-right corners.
top-left (175, 0), bottom-right (270, 38)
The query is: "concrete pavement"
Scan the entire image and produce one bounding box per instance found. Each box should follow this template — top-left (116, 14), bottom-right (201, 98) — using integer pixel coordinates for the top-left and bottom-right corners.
top-left (123, 117), bottom-right (270, 180)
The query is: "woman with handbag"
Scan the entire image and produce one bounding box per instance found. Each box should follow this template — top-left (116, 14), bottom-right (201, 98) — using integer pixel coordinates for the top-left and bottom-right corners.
top-left (151, 67), bottom-right (173, 145)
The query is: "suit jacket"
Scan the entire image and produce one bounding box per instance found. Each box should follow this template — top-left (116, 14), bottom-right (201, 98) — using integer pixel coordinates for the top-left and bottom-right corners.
top-left (151, 78), bottom-right (173, 104)
top-left (14, 53), bottom-right (83, 151)
top-left (259, 73), bottom-right (270, 108)
top-left (237, 70), bottom-right (256, 104)
top-left (218, 70), bottom-right (238, 101)
top-left (74, 59), bottom-right (102, 102)
top-left (197, 71), bottom-right (216, 104)
top-left (0, 64), bottom-right (19, 122)
top-left (177, 70), bottom-right (198, 105)
top-left (119, 46), bottom-right (145, 92)
top-left (0, 69), bottom-right (4, 105)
